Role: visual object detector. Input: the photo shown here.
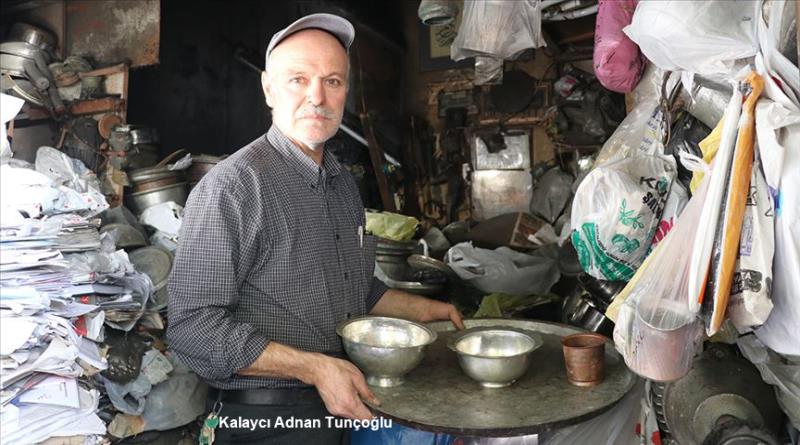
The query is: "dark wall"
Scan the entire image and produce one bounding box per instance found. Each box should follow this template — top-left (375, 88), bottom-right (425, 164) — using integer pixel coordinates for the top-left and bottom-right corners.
top-left (127, 0), bottom-right (406, 158)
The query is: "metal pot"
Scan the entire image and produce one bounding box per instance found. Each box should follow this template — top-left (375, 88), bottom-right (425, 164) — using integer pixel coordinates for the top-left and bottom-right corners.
top-left (127, 182), bottom-right (188, 215)
top-left (8, 23), bottom-right (55, 50)
top-left (129, 166), bottom-right (184, 192)
top-left (187, 154), bottom-right (222, 185)
top-left (567, 295), bottom-right (615, 337)
top-left (418, 0), bottom-right (458, 25)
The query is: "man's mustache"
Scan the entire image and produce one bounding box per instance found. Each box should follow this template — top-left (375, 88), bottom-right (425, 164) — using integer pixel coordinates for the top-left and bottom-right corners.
top-left (296, 105), bottom-right (336, 119)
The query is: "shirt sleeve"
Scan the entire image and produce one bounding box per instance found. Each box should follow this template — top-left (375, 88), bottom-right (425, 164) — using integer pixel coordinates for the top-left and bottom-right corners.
top-left (166, 171), bottom-right (269, 381)
top-left (365, 277), bottom-right (390, 312)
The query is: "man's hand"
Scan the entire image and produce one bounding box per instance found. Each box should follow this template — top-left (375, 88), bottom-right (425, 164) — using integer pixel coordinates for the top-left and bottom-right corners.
top-left (371, 289), bottom-right (465, 330)
top-left (310, 355), bottom-right (379, 421)
top-left (419, 298), bottom-right (465, 330)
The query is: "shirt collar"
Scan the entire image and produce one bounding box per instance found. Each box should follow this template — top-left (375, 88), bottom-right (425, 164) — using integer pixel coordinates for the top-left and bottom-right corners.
top-left (266, 125), bottom-right (343, 188)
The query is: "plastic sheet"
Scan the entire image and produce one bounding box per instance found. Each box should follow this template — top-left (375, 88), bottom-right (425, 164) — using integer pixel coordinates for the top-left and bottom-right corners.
top-left (571, 153), bottom-right (676, 281)
top-left (624, 0), bottom-right (758, 75)
top-left (451, 0), bottom-right (545, 62)
top-left (366, 211), bottom-right (419, 242)
top-left (529, 167), bottom-right (573, 225)
top-left (593, 0), bottom-right (643, 93)
top-left (445, 242), bottom-right (559, 296)
top-left (737, 335), bottom-right (800, 429)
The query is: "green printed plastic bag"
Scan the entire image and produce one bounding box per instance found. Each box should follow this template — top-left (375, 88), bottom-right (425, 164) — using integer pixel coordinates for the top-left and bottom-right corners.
top-left (571, 154), bottom-right (676, 281)
top-left (365, 211), bottom-right (419, 242)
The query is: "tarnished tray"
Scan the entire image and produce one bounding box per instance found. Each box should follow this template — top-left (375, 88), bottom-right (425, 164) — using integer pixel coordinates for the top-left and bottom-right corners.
top-left (366, 318), bottom-right (637, 437)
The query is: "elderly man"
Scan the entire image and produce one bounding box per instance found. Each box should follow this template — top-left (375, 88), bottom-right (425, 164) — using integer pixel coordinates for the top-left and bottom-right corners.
top-left (167, 13), bottom-right (463, 444)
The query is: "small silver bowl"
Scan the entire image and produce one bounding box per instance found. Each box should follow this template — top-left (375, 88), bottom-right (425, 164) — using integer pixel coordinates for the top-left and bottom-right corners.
top-left (449, 327), bottom-right (542, 388)
top-left (337, 316), bottom-right (437, 387)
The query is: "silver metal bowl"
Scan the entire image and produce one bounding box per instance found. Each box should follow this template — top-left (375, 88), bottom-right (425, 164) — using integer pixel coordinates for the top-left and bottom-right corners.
top-left (337, 316), bottom-right (437, 387)
top-left (449, 327), bottom-right (542, 388)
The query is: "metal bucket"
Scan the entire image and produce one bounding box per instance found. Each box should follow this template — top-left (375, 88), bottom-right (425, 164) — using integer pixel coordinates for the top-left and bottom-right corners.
top-left (629, 301), bottom-right (703, 382)
top-left (127, 182), bottom-right (187, 215)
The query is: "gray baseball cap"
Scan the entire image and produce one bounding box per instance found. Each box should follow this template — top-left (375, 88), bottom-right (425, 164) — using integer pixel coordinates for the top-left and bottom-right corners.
top-left (264, 13), bottom-right (355, 71)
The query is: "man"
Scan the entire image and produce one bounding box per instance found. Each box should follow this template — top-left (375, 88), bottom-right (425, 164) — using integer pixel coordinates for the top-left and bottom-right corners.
top-left (167, 13), bottom-right (463, 444)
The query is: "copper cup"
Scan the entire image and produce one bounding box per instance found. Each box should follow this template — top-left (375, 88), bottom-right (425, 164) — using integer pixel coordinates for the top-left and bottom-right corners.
top-left (562, 333), bottom-right (606, 387)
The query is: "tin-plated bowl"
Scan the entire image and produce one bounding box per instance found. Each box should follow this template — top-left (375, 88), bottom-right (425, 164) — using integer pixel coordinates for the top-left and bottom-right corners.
top-left (337, 316), bottom-right (437, 387)
top-left (449, 327), bottom-right (542, 388)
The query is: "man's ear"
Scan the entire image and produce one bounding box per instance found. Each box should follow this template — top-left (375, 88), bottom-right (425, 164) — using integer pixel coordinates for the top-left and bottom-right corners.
top-left (261, 71), bottom-right (273, 108)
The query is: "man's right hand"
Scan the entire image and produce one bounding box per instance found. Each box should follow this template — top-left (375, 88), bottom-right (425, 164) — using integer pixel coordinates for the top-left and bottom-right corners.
top-left (310, 355), bottom-right (379, 421)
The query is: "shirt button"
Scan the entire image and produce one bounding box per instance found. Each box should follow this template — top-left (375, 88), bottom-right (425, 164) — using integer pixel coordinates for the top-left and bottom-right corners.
top-left (335, 234), bottom-right (340, 240)
top-left (344, 272), bottom-right (349, 280)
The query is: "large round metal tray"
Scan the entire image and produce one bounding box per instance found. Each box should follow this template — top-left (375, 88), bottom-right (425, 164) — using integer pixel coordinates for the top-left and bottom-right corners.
top-left (365, 318), bottom-right (637, 437)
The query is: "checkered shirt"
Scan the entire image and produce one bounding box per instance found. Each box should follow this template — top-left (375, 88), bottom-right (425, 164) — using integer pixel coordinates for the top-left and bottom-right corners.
top-left (167, 125), bottom-right (388, 389)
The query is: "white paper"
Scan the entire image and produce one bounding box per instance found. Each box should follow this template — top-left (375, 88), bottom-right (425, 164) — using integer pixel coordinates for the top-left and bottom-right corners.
top-left (17, 375), bottom-right (80, 408)
top-left (0, 317), bottom-right (37, 355)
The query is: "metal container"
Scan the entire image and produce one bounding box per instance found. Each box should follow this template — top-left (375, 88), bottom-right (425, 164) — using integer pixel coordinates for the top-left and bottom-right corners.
top-left (471, 132), bottom-right (531, 171)
top-left (187, 154), bottom-right (222, 185)
top-left (629, 300), bottom-right (703, 382)
top-left (129, 166), bottom-right (184, 192)
top-left (471, 170), bottom-right (533, 221)
top-left (128, 246), bottom-right (173, 311)
top-left (337, 316), bottom-right (437, 387)
top-left (567, 295), bottom-right (615, 337)
top-left (418, 0), bottom-right (458, 25)
top-left (127, 182), bottom-right (188, 215)
top-left (99, 223), bottom-right (147, 249)
top-left (561, 333), bottom-right (606, 387)
top-left (449, 327), bottom-right (542, 388)
top-left (8, 23), bottom-right (56, 50)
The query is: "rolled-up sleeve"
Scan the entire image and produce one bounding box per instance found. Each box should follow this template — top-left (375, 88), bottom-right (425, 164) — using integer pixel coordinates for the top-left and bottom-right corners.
top-left (166, 172), bottom-right (269, 381)
top-left (366, 277), bottom-right (390, 311)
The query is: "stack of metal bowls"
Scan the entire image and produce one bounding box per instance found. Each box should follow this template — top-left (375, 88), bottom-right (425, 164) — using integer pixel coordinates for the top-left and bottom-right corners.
top-left (337, 316), bottom-right (437, 387)
top-left (449, 327), bottom-right (543, 388)
top-left (375, 237), bottom-right (444, 297)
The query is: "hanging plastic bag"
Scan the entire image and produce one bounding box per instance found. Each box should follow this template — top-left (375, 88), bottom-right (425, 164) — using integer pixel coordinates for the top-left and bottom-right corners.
top-left (593, 0), bottom-right (643, 93)
top-left (445, 242), bottom-right (559, 296)
top-left (450, 0), bottom-right (545, 62)
top-left (727, 158), bottom-right (774, 333)
top-left (529, 166), bottom-right (573, 225)
top-left (365, 211), bottom-right (419, 242)
top-left (614, 175), bottom-right (709, 382)
top-left (623, 0), bottom-right (758, 76)
top-left (571, 153), bottom-right (676, 281)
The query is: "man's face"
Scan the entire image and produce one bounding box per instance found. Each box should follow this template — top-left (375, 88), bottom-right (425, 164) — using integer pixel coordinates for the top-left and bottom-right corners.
top-left (262, 29), bottom-right (349, 150)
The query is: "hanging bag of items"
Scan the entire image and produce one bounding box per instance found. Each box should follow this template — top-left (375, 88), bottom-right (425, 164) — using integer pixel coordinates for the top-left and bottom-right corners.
top-left (613, 164), bottom-right (709, 382)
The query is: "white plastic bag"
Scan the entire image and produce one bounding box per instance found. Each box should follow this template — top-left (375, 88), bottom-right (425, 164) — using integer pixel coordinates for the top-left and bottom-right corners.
top-left (727, 159), bottom-right (774, 333)
top-left (451, 0), bottom-right (545, 62)
top-left (738, 335), bottom-right (800, 429)
top-left (571, 154), bottom-right (676, 281)
top-left (614, 175), bottom-right (708, 382)
top-left (445, 242), bottom-right (559, 296)
top-left (623, 0), bottom-right (758, 76)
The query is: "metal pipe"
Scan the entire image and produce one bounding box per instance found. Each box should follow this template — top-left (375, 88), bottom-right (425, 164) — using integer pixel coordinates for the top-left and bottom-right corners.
top-left (339, 123), bottom-right (402, 167)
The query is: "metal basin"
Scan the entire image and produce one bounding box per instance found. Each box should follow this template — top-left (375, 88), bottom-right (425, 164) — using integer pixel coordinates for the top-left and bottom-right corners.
top-left (449, 327), bottom-right (542, 388)
top-left (337, 316), bottom-right (437, 388)
top-left (126, 182), bottom-right (187, 215)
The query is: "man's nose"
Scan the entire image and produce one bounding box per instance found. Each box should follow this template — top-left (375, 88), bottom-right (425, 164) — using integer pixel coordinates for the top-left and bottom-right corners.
top-left (306, 78), bottom-right (325, 106)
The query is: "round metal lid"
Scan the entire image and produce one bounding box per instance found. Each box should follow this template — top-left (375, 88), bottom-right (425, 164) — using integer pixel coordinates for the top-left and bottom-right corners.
top-left (128, 246), bottom-right (173, 290)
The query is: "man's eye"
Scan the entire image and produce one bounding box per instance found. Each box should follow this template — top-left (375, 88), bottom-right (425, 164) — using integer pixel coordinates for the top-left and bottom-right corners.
top-left (326, 78), bottom-right (342, 87)
top-left (289, 77), bottom-right (304, 84)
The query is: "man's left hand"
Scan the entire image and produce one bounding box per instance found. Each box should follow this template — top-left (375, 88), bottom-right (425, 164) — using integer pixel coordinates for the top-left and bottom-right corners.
top-left (419, 299), bottom-right (465, 330)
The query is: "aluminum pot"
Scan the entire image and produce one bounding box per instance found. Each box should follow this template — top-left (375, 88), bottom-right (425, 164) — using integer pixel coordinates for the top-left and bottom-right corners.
top-left (187, 154), bottom-right (222, 184)
top-left (628, 300), bottom-right (704, 382)
top-left (127, 182), bottom-right (187, 215)
top-left (9, 23), bottom-right (56, 50)
top-left (129, 166), bottom-right (184, 192)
